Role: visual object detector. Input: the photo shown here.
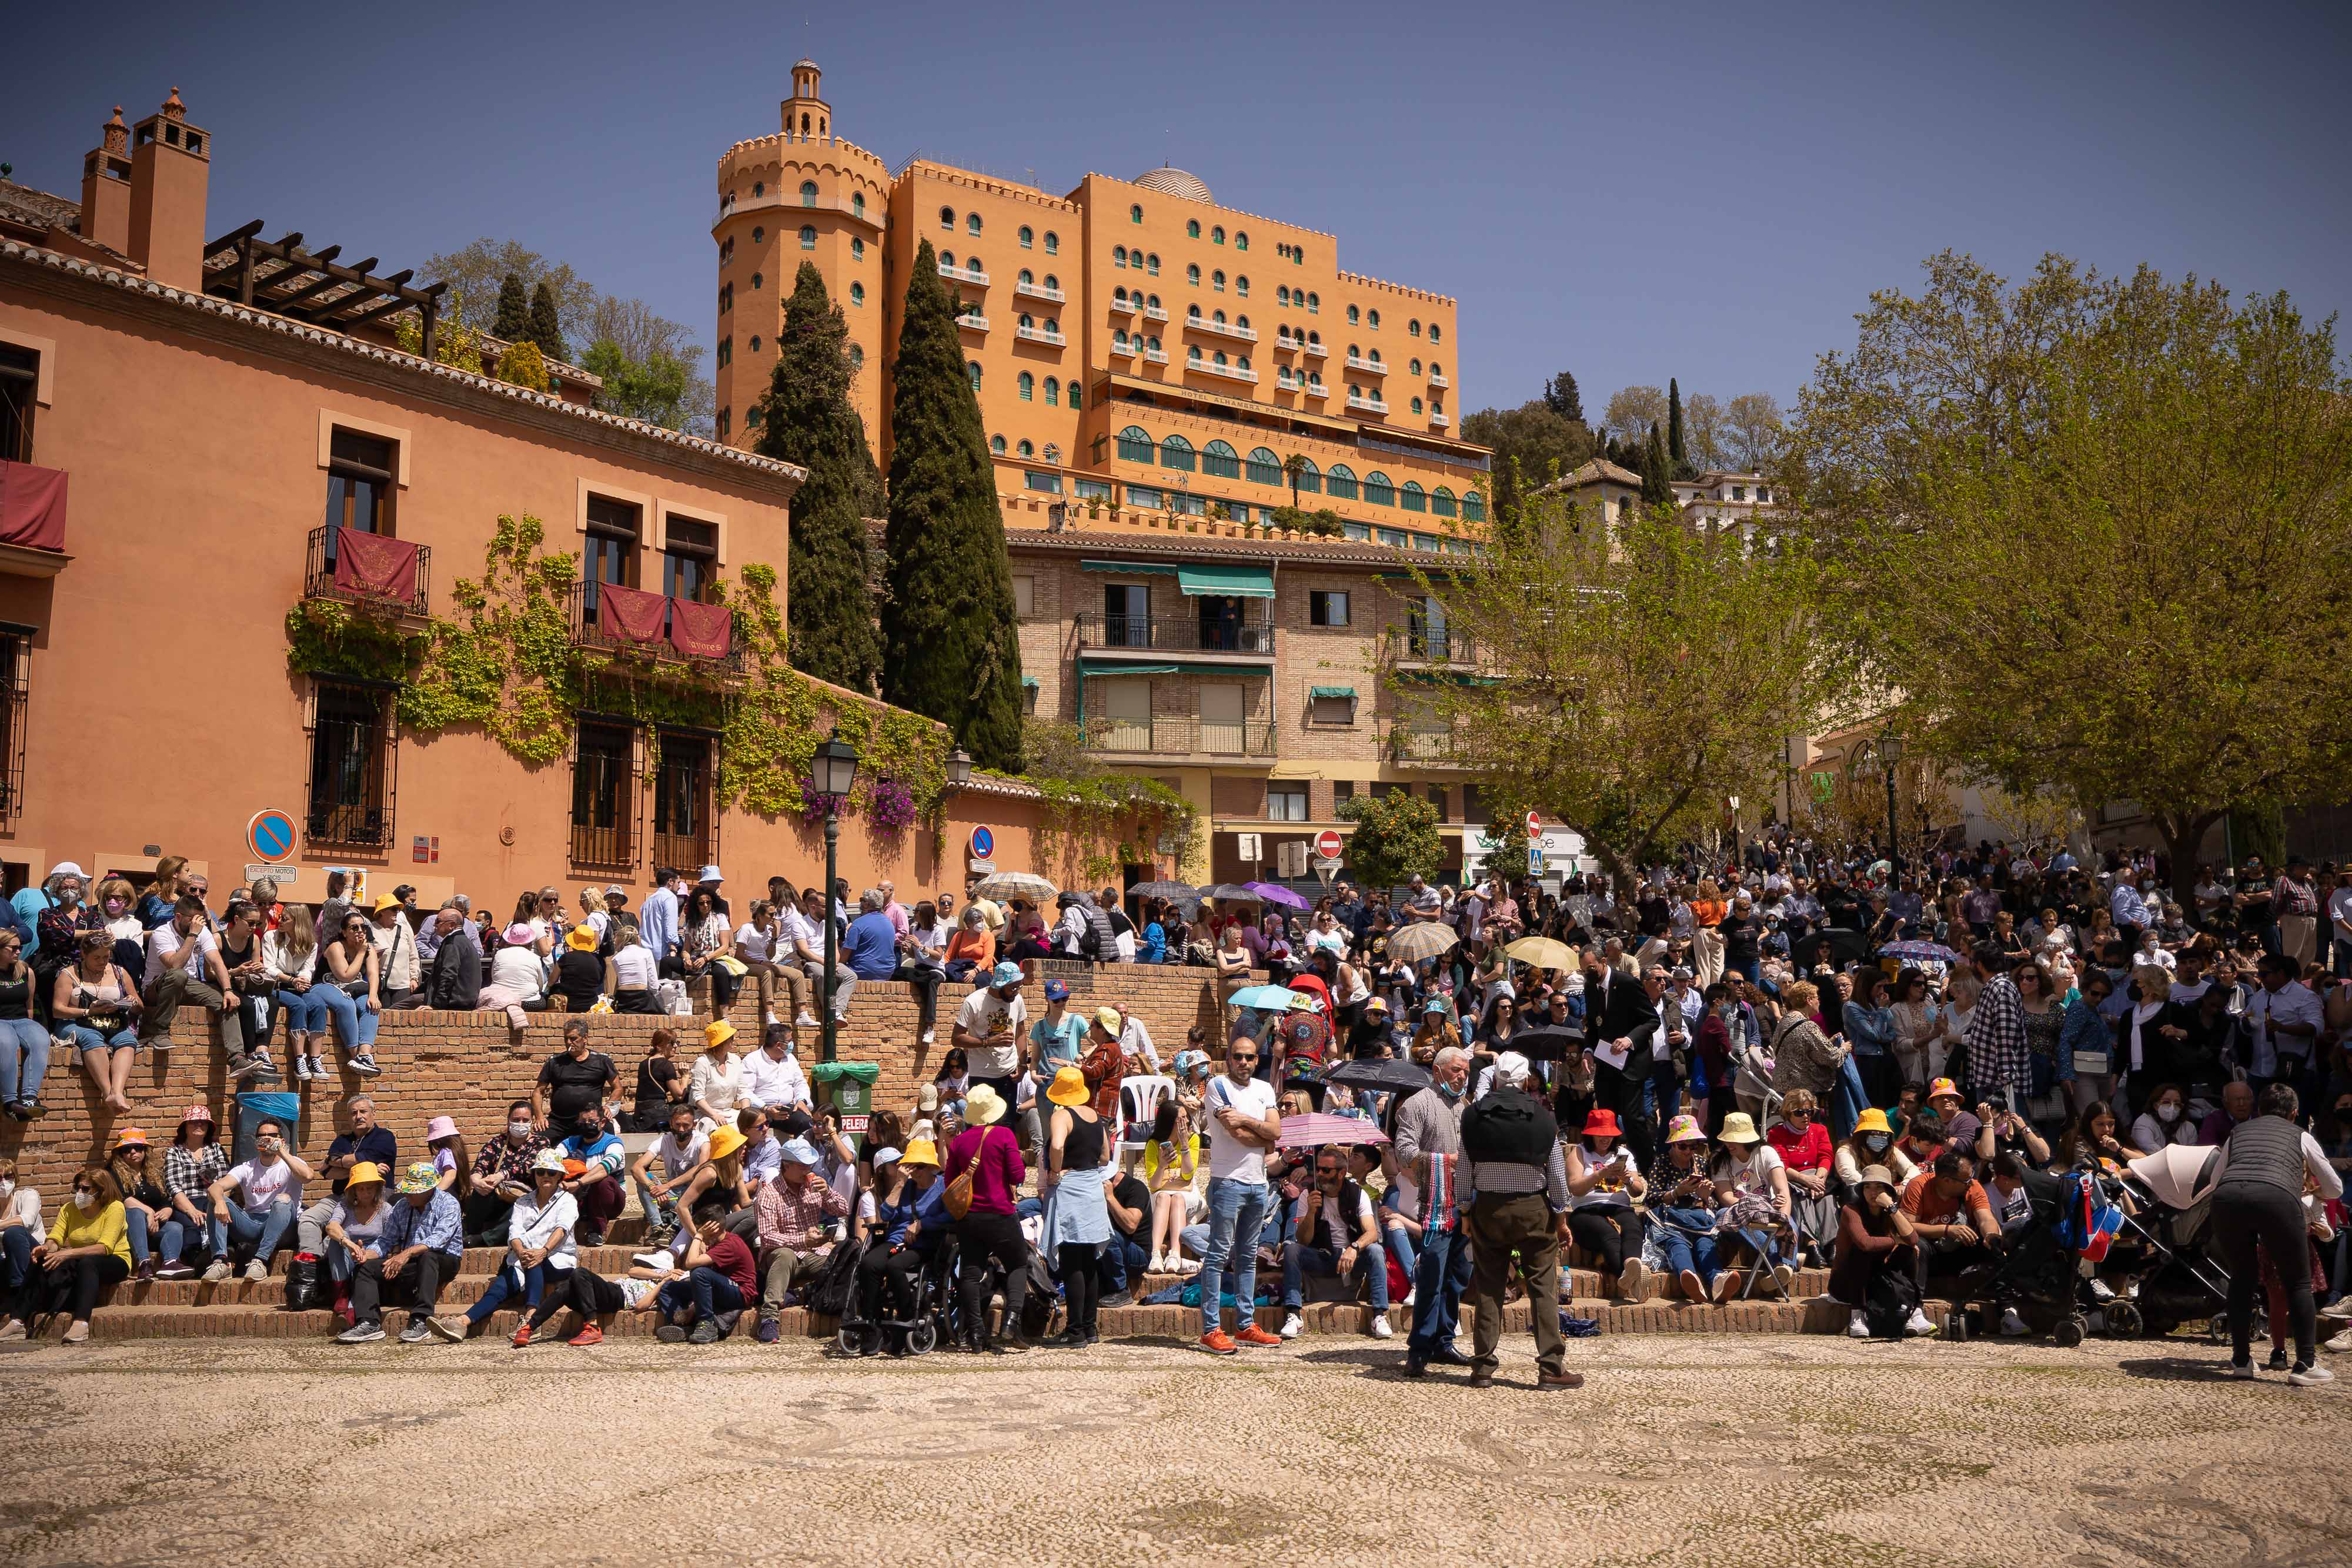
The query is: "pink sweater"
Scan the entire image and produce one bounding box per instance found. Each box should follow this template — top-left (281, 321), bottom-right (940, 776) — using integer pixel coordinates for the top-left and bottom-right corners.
top-left (947, 1125), bottom-right (1027, 1216)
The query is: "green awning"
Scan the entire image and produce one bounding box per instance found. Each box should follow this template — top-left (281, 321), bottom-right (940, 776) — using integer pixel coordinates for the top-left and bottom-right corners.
top-left (1080, 559), bottom-right (1180, 575)
top-left (1078, 661), bottom-right (1180, 677)
top-left (1077, 658), bottom-right (1269, 678)
top-left (1021, 676), bottom-right (1039, 688)
top-left (1177, 564), bottom-right (1275, 599)
top-left (1309, 685), bottom-right (1357, 699)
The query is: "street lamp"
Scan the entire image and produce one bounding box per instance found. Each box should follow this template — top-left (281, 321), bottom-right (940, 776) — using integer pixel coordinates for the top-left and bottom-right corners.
top-left (1879, 731), bottom-right (1905, 877)
top-left (943, 747), bottom-right (973, 790)
top-left (1726, 795), bottom-right (1742, 870)
top-left (811, 737), bottom-right (860, 1063)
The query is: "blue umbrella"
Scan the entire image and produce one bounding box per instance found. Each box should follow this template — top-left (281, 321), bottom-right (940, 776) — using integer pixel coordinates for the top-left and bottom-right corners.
top-left (1227, 984), bottom-right (1304, 1012)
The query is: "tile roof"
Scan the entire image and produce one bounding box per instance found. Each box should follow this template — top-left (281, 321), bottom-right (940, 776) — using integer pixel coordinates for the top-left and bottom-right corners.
top-left (0, 179), bottom-right (82, 235)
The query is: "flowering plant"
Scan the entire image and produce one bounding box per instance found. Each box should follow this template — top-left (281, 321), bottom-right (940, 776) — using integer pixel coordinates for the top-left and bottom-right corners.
top-left (866, 776), bottom-right (918, 834)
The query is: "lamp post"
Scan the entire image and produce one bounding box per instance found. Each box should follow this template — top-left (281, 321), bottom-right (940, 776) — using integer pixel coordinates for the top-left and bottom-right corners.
top-left (1880, 731), bottom-right (1905, 877)
top-left (1727, 795), bottom-right (1741, 871)
top-left (943, 747), bottom-right (973, 790)
top-left (811, 737), bottom-right (860, 1064)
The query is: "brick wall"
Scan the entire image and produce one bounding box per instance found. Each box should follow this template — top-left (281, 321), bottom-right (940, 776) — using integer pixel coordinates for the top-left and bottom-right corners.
top-left (0, 959), bottom-right (1244, 1199)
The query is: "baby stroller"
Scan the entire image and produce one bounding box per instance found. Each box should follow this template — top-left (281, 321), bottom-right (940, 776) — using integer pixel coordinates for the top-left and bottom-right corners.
top-left (1980, 1165), bottom-right (2095, 1343)
top-left (2116, 1144), bottom-right (2242, 1344)
top-left (836, 1238), bottom-right (953, 1358)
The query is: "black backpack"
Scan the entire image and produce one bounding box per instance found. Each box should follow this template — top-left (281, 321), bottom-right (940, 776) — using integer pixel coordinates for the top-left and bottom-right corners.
top-left (1460, 1086), bottom-right (1559, 1167)
top-left (1079, 902), bottom-right (1115, 961)
top-left (808, 1238), bottom-right (866, 1319)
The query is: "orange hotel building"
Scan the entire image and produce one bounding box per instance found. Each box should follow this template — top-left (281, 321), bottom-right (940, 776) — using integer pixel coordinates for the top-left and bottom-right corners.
top-left (0, 88), bottom-right (1067, 911)
top-left (714, 62), bottom-right (1503, 886)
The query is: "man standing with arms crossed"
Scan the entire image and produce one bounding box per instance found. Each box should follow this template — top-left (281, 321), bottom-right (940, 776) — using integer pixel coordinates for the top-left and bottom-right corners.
top-left (1459, 1050), bottom-right (1582, 1389)
top-left (1197, 1031), bottom-right (1284, 1356)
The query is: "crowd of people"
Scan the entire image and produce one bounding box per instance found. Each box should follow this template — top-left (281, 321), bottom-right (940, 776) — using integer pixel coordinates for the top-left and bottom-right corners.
top-left (1, 838), bottom-right (2348, 1386)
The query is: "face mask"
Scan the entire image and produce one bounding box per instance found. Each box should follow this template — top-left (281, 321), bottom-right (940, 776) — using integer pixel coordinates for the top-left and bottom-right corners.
top-left (1864, 1133), bottom-right (1890, 1152)
top-left (105, 899), bottom-right (126, 916)
top-left (2156, 1103), bottom-right (2181, 1123)
top-left (0, 1179), bottom-right (12, 1200)
top-left (509, 1121), bottom-right (533, 1140)
top-left (1436, 1079), bottom-right (1465, 1102)
top-left (72, 1191), bottom-right (95, 1211)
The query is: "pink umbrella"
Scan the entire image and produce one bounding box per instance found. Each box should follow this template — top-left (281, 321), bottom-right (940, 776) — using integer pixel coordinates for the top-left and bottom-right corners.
top-left (1274, 1112), bottom-right (1390, 1150)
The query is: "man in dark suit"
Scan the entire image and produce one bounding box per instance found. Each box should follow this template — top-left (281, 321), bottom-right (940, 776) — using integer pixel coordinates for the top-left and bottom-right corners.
top-left (1592, 962), bottom-right (1669, 1161)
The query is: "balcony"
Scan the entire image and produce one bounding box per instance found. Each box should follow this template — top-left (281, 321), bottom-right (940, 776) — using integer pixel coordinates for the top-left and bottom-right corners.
top-left (958, 313), bottom-right (990, 333)
top-left (1349, 394), bottom-right (1389, 414)
top-left (1346, 355), bottom-right (1388, 375)
top-left (1108, 296), bottom-right (1138, 315)
top-left (1186, 316), bottom-right (1257, 342)
top-left (1108, 337), bottom-right (1139, 357)
top-left (1429, 371), bottom-right (1449, 388)
top-left (1014, 278), bottom-right (1065, 302)
top-left (1429, 411), bottom-right (1451, 427)
top-left (1141, 303), bottom-right (1169, 322)
top-left (304, 525), bottom-right (430, 619)
top-left (1301, 341), bottom-right (1328, 358)
top-left (1191, 360), bottom-right (1258, 383)
top-left (567, 580), bottom-right (747, 678)
top-left (1084, 714), bottom-right (1276, 759)
top-left (1142, 346), bottom-right (1169, 364)
top-left (0, 458), bottom-right (72, 578)
top-left (1387, 723), bottom-right (1460, 766)
top-left (1077, 612), bottom-right (1277, 657)
top-left (1303, 381), bottom-right (1328, 397)
top-left (1015, 325), bottom-right (1067, 346)
top-left (937, 261), bottom-right (990, 286)
top-left (1394, 627), bottom-right (1486, 670)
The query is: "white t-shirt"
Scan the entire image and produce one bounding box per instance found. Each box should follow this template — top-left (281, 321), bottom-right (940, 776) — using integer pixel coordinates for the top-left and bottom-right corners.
top-left (507, 1188), bottom-right (580, 1272)
top-left (143, 920), bottom-right (220, 990)
top-left (489, 944), bottom-right (546, 997)
top-left (225, 1156), bottom-right (301, 1216)
top-left (956, 987), bottom-right (1028, 1078)
top-left (734, 922), bottom-right (776, 964)
top-left (1202, 1072), bottom-right (1279, 1184)
top-left (2330, 885), bottom-right (2352, 940)
top-left (656, 1128), bottom-right (708, 1179)
top-left (612, 945), bottom-right (658, 991)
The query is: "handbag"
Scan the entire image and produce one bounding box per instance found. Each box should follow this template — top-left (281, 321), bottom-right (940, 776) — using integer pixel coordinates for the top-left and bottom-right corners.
top-left (283, 1251), bottom-right (325, 1312)
top-left (944, 1128), bottom-right (988, 1220)
top-left (2071, 1049), bottom-right (2111, 1076)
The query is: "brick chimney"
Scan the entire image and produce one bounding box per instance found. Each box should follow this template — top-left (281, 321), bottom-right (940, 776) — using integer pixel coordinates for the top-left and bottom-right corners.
top-left (78, 106), bottom-right (133, 256)
top-left (127, 88), bottom-right (211, 291)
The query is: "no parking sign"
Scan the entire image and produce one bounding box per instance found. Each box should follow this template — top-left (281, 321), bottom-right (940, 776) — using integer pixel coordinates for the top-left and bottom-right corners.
top-left (248, 809), bottom-right (297, 864)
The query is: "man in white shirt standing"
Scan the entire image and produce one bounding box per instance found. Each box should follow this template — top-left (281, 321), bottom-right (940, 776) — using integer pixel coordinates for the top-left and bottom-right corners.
top-left (953, 962), bottom-right (1030, 1104)
top-left (639, 868), bottom-right (684, 966)
top-left (1195, 1031), bottom-right (1284, 1357)
top-left (2246, 952), bottom-right (2323, 1104)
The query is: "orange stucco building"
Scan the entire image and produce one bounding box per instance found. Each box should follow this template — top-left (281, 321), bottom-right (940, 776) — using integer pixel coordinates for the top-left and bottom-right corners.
top-left (0, 89), bottom-right (1074, 910)
top-left (713, 61), bottom-right (1492, 544)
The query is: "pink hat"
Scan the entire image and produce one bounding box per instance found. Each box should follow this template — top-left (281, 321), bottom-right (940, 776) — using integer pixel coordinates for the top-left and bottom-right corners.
top-left (424, 1115), bottom-right (460, 1142)
top-left (502, 922), bottom-right (537, 945)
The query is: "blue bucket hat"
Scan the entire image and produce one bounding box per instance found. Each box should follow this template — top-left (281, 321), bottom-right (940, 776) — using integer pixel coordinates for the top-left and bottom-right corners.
top-left (991, 961), bottom-right (1024, 989)
top-left (778, 1136), bottom-right (821, 1167)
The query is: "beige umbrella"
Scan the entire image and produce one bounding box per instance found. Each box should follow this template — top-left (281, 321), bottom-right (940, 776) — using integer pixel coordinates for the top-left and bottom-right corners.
top-left (1386, 921), bottom-right (1460, 964)
top-left (1504, 935), bottom-right (1576, 971)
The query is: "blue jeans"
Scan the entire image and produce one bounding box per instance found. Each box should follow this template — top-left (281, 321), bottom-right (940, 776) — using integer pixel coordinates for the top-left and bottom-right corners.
top-left (225, 1198), bottom-right (296, 1264)
top-left (315, 985), bottom-right (379, 1052)
top-left (123, 1206), bottom-right (153, 1267)
top-left (1654, 1207), bottom-right (1725, 1285)
top-left (467, 1260), bottom-right (547, 1323)
top-left (1198, 1176), bottom-right (1269, 1335)
top-left (1409, 1222), bottom-right (1474, 1356)
top-left (275, 987), bottom-right (332, 1034)
top-left (1282, 1239), bottom-right (1389, 1310)
top-left (658, 1266), bottom-right (746, 1322)
top-left (1830, 1056), bottom-right (1869, 1143)
top-left (633, 1175), bottom-right (677, 1233)
top-left (0, 1018), bottom-right (50, 1105)
top-left (1097, 1234), bottom-right (1148, 1295)
top-left (1381, 1218), bottom-right (1418, 1278)
top-left (158, 1198), bottom-right (216, 1265)
top-left (61, 1023), bottom-right (138, 1056)
top-left (2, 1224), bottom-right (33, 1305)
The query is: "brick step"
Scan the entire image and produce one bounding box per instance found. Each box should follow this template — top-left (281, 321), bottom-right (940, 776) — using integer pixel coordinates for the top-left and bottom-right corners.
top-left (1127, 1265), bottom-right (1832, 1305)
top-left (51, 1294), bottom-right (1946, 1344)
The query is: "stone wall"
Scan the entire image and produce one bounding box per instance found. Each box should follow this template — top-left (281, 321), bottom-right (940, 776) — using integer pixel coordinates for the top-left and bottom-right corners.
top-left (0, 960), bottom-right (1242, 1199)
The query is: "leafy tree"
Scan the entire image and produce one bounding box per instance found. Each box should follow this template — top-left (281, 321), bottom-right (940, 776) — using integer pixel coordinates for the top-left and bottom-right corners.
top-left (1723, 392), bottom-right (1784, 470)
top-left (879, 239), bottom-right (1025, 768)
top-left (752, 262), bottom-right (883, 694)
top-left (1335, 790), bottom-right (1445, 891)
top-left (1640, 423), bottom-right (1673, 507)
top-left (1267, 505), bottom-right (1347, 536)
top-left (1392, 494), bottom-right (1823, 900)
top-left (527, 279), bottom-right (567, 363)
top-left (1785, 251), bottom-right (2352, 902)
top-left (423, 239), bottom-right (594, 342)
top-left (1542, 370), bottom-right (1585, 424)
top-left (577, 340), bottom-right (698, 430)
top-left (492, 272), bottom-right (530, 342)
top-left (1668, 377), bottom-right (1689, 477)
top-left (1459, 402), bottom-right (1590, 530)
top-left (493, 339), bottom-right (550, 392)
top-left (1682, 391), bottom-right (1729, 472)
top-left (1603, 384), bottom-right (1666, 442)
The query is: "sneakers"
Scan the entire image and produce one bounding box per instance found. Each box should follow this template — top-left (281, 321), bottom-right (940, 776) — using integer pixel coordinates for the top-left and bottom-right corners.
top-left (1679, 1268), bottom-right (1706, 1301)
top-left (1176, 1258), bottom-right (1201, 1276)
top-left (2230, 1359), bottom-right (2257, 1380)
top-left (1710, 1270), bottom-right (1744, 1302)
top-left (243, 1259), bottom-right (268, 1283)
top-left (0, 1318), bottom-right (24, 1342)
top-left (2326, 1328), bottom-right (2352, 1354)
top-left (795, 1012), bottom-right (821, 1029)
top-left (2288, 1363), bottom-right (2336, 1387)
top-left (248, 1048), bottom-right (276, 1077)
top-left (349, 1054), bottom-right (383, 1078)
top-left (308, 1055), bottom-right (327, 1081)
top-left (134, 1258), bottom-right (158, 1283)
top-left (687, 1319), bottom-right (724, 1345)
top-left (992, 1335), bottom-right (1032, 1355)
top-left (568, 1324), bottom-right (605, 1347)
top-left (1148, 1253), bottom-right (1169, 1273)
top-left (510, 1323), bottom-right (533, 1349)
top-left (919, 1029), bottom-right (936, 1047)
top-left (1619, 1259), bottom-right (1652, 1303)
top-left (656, 1323), bottom-right (690, 1343)
top-left (2267, 1348), bottom-right (2290, 1372)
top-left (1849, 1310), bottom-right (1872, 1339)
top-left (156, 1262), bottom-right (194, 1281)
top-left (1279, 1312), bottom-right (1304, 1339)
top-left (1199, 1329), bottom-right (1239, 1356)
top-left (427, 1316), bottom-right (467, 1342)
top-left (754, 1317), bottom-right (781, 1344)
top-left (633, 1251), bottom-right (674, 1270)
top-left (338, 1321), bottom-right (386, 1344)
top-left (201, 1258), bottom-right (232, 1284)
top-left (291, 1054), bottom-right (313, 1082)
top-left (1999, 1307), bottom-right (2031, 1337)
top-left (229, 1055), bottom-right (263, 1082)
top-left (399, 1319), bottom-right (434, 1344)
top-left (61, 1320), bottom-right (88, 1345)
top-left (1368, 1314), bottom-right (1394, 1339)
top-left (1771, 1263), bottom-right (1797, 1295)
top-left (1234, 1324), bottom-right (1283, 1348)
top-left (1903, 1309), bottom-right (1936, 1338)
top-left (2087, 1278), bottom-right (2116, 1302)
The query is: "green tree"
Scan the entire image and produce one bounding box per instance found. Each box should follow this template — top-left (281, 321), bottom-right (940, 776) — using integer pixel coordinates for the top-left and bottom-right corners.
top-left (1786, 252), bottom-right (2352, 902)
top-left (1723, 392), bottom-right (1783, 470)
top-left (492, 272), bottom-right (530, 342)
top-left (879, 239), bottom-right (1025, 768)
top-left (1603, 384), bottom-right (1666, 443)
top-left (493, 339), bottom-right (550, 392)
top-left (1542, 369), bottom-right (1585, 424)
top-left (1282, 452), bottom-right (1308, 509)
top-left (1640, 423), bottom-right (1672, 507)
top-left (1393, 494), bottom-right (1824, 900)
top-left (751, 262), bottom-right (883, 695)
top-left (527, 279), bottom-right (566, 363)
top-left (1668, 377), bottom-right (1689, 477)
top-left (1335, 790), bottom-right (1445, 890)
top-left (1459, 402), bottom-right (1590, 530)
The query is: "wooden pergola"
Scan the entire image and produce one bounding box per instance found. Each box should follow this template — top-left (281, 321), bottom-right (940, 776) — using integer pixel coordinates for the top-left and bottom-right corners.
top-left (202, 220), bottom-right (448, 356)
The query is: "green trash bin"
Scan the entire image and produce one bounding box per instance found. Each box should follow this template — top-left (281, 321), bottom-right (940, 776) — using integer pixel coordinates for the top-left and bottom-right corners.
top-left (811, 1061), bottom-right (881, 1155)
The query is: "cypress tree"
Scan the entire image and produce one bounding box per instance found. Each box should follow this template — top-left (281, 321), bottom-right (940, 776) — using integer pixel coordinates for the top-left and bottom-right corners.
top-left (527, 279), bottom-right (567, 363)
top-left (1667, 377), bottom-right (1688, 476)
top-left (879, 238), bottom-right (1025, 769)
top-left (1641, 422), bottom-right (1673, 507)
top-left (492, 272), bottom-right (530, 342)
top-left (754, 262), bottom-right (884, 695)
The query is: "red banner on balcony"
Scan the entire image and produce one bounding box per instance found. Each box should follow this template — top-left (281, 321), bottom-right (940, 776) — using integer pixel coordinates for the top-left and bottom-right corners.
top-left (669, 597), bottom-right (733, 661)
top-left (0, 459), bottom-right (68, 552)
top-left (596, 581), bottom-right (668, 647)
top-left (333, 526), bottom-right (418, 603)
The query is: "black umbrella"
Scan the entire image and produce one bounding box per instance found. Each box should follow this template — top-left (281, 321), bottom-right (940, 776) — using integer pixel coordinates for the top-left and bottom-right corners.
top-left (1128, 880), bottom-right (1200, 902)
top-left (1323, 1058), bottom-right (1433, 1093)
top-left (1506, 1024), bottom-right (1585, 1062)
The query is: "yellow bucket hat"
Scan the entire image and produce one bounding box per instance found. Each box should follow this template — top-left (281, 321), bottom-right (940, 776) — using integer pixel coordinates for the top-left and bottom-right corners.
top-left (1046, 1065), bottom-right (1090, 1107)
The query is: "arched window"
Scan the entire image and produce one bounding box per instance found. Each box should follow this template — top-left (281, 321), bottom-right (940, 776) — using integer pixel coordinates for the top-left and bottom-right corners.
top-left (1147, 294), bottom-right (1161, 310)
top-left (800, 180), bottom-right (818, 206)
top-left (1235, 231), bottom-right (1249, 250)
top-left (751, 272), bottom-right (763, 290)
top-left (1411, 358), bottom-right (1422, 375)
top-left (1160, 434), bottom-right (1196, 471)
top-left (1278, 285), bottom-right (1291, 306)
top-left (1187, 219), bottom-right (1201, 238)
top-left (850, 282), bottom-right (864, 306)
top-left (1247, 447), bottom-right (1281, 485)
top-left (746, 405), bottom-right (763, 427)
top-left (1019, 313), bottom-right (1035, 330)
top-left (851, 192), bottom-right (865, 219)
top-left (1187, 345), bottom-right (1204, 364)
top-left (1429, 324), bottom-right (1441, 343)
top-left (1018, 371), bottom-right (1034, 401)
top-left (1348, 306), bottom-right (1361, 325)
top-left (968, 254), bottom-right (982, 276)
top-left (967, 362), bottom-right (982, 390)
top-left (1146, 253), bottom-right (1160, 275)
top-left (1237, 313), bottom-right (1251, 332)
top-left (1307, 330), bottom-right (1321, 346)
top-left (1130, 203), bottom-right (1144, 223)
top-left (1212, 350), bottom-right (1228, 366)
top-left (749, 336), bottom-right (761, 353)
top-left (1147, 335), bottom-right (1161, 352)
top-left (1348, 384), bottom-right (1361, 400)
top-left (753, 181), bottom-right (764, 197)
top-left (1369, 350), bottom-right (1381, 365)
top-left (1462, 490), bottom-right (1485, 523)
top-left (1368, 310), bottom-right (1381, 329)
top-left (1364, 471), bottom-right (1396, 506)
top-left (1431, 361), bottom-right (1443, 378)
top-left (1409, 318), bottom-right (1421, 337)
top-left (850, 237), bottom-right (864, 260)
top-left (751, 226), bottom-right (764, 243)
top-left (799, 226), bottom-right (816, 249)
top-left (1114, 245), bottom-right (1128, 268)
top-left (939, 206), bottom-right (955, 229)
top-left (1044, 443), bottom-right (1061, 463)
top-left (1112, 328), bottom-right (1129, 349)
top-left (1045, 274), bottom-right (1060, 292)
top-left (1212, 269), bottom-right (1225, 291)
top-left (1295, 456), bottom-right (1322, 495)
top-left (1019, 268), bottom-right (1034, 287)
top-left (1235, 275), bottom-right (1248, 297)
top-left (849, 344), bottom-right (863, 369)
top-left (1432, 486), bottom-right (1458, 517)
top-left (1236, 353), bottom-right (1250, 371)
top-left (1044, 232), bottom-right (1059, 254)
top-left (1187, 305), bottom-right (1203, 320)
top-left (1213, 310), bottom-right (1227, 325)
top-left (1212, 225), bottom-right (1225, 245)
top-left (1306, 292), bottom-right (1319, 313)
top-left (966, 213), bottom-right (981, 236)
top-left (940, 250), bottom-right (955, 268)
top-left (1347, 344), bottom-right (1359, 360)
top-left (1327, 463), bottom-right (1359, 500)
top-left (1401, 480), bottom-right (1427, 512)
top-left (1066, 380), bottom-right (1081, 410)
top-left (1018, 225), bottom-right (1034, 249)
top-left (1017, 439), bottom-right (1034, 457)
top-left (1187, 264), bottom-right (1201, 285)
top-left (1044, 376), bottom-right (1060, 406)
top-left (1204, 439), bottom-right (1240, 478)
top-left (991, 434), bottom-right (1007, 455)
top-left (1411, 397), bottom-right (1424, 414)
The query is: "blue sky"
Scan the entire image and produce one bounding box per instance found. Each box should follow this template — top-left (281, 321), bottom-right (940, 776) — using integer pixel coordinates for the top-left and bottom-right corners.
top-left (8, 0), bottom-right (2346, 418)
